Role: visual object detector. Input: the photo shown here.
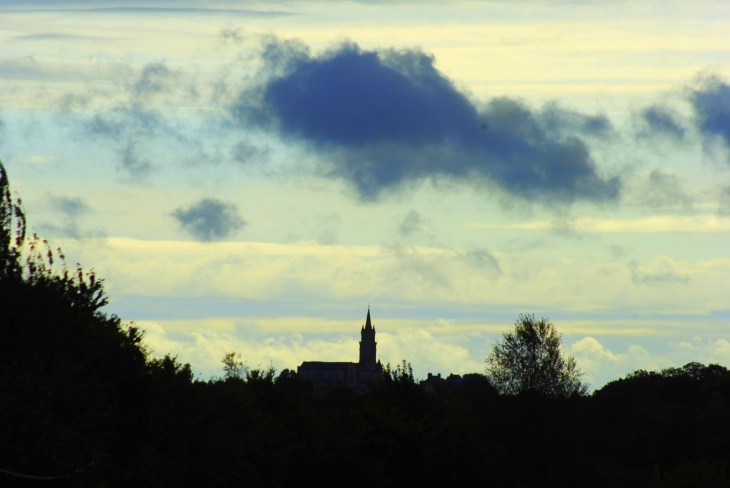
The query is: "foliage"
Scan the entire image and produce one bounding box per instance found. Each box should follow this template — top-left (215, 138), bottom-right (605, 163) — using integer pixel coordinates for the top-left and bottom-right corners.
top-left (0, 159), bottom-right (150, 484)
top-left (383, 359), bottom-right (415, 385)
top-left (0, 161), bottom-right (25, 281)
top-left (222, 351), bottom-right (249, 380)
top-left (486, 313), bottom-right (588, 397)
top-left (655, 461), bottom-right (730, 488)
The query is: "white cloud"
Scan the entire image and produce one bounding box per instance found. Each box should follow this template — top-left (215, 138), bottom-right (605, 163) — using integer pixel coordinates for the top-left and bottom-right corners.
top-left (469, 215), bottom-right (730, 234)
top-left (569, 335), bottom-right (730, 389)
top-left (49, 238), bottom-right (730, 319)
top-left (138, 318), bottom-right (486, 381)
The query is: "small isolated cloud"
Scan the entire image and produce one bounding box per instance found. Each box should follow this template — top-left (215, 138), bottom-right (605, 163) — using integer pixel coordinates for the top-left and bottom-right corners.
top-left (629, 258), bottom-right (690, 286)
top-left (171, 198), bottom-right (246, 242)
top-left (717, 184), bottom-right (730, 216)
top-left (634, 169), bottom-right (693, 210)
top-left (11, 32), bottom-right (101, 42)
top-left (635, 105), bottom-right (686, 141)
top-left (689, 74), bottom-right (730, 160)
top-left (383, 243), bottom-right (451, 290)
top-left (230, 140), bottom-right (269, 167)
top-left (39, 195), bottom-right (105, 239)
top-left (609, 245), bottom-right (626, 259)
top-left (398, 209), bottom-right (426, 237)
top-left (0, 55), bottom-right (43, 79)
top-left (547, 219), bottom-right (587, 239)
top-left (314, 212), bottom-right (342, 245)
top-left (52, 195), bottom-right (89, 217)
top-left (234, 39), bottom-right (620, 205)
top-left (132, 62), bottom-right (178, 101)
top-left (220, 26), bottom-right (245, 45)
top-left (457, 248), bottom-right (501, 275)
top-left (120, 139), bottom-right (153, 179)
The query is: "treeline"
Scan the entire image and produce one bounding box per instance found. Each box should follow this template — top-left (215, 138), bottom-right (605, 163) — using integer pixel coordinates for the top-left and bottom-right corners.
top-left (2, 161), bottom-right (730, 487)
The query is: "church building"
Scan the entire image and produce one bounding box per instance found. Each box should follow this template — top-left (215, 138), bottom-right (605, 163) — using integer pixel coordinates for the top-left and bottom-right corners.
top-left (297, 308), bottom-right (382, 391)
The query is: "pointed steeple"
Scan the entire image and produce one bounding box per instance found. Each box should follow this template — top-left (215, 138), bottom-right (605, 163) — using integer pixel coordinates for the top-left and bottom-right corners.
top-left (365, 307), bottom-right (372, 331)
top-left (359, 306), bottom-right (377, 364)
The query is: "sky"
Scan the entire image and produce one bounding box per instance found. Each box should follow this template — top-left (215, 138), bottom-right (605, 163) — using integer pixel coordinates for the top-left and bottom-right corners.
top-left (2, 0), bottom-right (730, 388)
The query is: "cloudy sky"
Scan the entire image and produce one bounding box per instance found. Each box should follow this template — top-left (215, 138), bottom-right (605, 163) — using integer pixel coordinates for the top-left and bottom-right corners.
top-left (3, 0), bottom-right (730, 387)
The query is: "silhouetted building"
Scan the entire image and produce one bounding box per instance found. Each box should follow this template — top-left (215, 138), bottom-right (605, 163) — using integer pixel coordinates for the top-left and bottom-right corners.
top-left (420, 372), bottom-right (444, 393)
top-left (420, 373), bottom-right (465, 393)
top-left (297, 308), bottom-right (382, 391)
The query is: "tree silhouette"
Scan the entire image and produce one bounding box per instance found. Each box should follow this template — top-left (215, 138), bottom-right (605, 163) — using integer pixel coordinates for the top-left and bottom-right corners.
top-left (0, 160), bottom-right (26, 281)
top-left (486, 314), bottom-right (587, 397)
top-left (0, 159), bottom-right (149, 484)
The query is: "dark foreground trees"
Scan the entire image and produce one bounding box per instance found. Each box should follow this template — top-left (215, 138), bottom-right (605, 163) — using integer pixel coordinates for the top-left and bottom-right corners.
top-left (486, 313), bottom-right (588, 397)
top-left (1, 161), bottom-right (150, 485)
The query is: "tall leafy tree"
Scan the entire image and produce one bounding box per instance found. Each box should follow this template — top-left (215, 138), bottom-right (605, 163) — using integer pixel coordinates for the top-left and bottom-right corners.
top-left (486, 314), bottom-right (588, 397)
top-left (0, 159), bottom-right (150, 484)
top-left (0, 161), bottom-right (25, 281)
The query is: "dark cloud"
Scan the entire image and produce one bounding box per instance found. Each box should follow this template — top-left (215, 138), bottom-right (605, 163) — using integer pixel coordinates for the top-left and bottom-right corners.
top-left (315, 230), bottom-right (337, 245)
top-left (629, 260), bottom-right (689, 286)
top-left (539, 102), bottom-right (614, 139)
top-left (52, 195), bottom-right (90, 217)
top-left (234, 40), bottom-right (621, 205)
top-left (132, 62), bottom-right (177, 100)
top-left (80, 62), bottom-right (184, 179)
top-left (689, 75), bottom-right (730, 158)
top-left (314, 212), bottom-right (342, 245)
top-left (635, 105), bottom-right (686, 141)
top-left (0, 55), bottom-right (43, 80)
top-left (717, 184), bottom-right (730, 217)
top-left (220, 26), bottom-right (245, 44)
top-left (231, 140), bottom-right (269, 166)
top-left (398, 209), bottom-right (426, 237)
top-left (384, 243), bottom-right (451, 289)
top-left (636, 169), bottom-right (693, 209)
top-left (57, 92), bottom-right (93, 111)
top-left (4, 3), bottom-right (294, 17)
top-left (120, 140), bottom-right (153, 178)
top-left (457, 248), bottom-right (501, 275)
top-left (171, 198), bottom-right (246, 242)
top-left (11, 32), bottom-right (103, 41)
top-left (547, 219), bottom-right (587, 239)
top-left (39, 195), bottom-right (105, 239)
top-left (609, 245), bottom-right (626, 259)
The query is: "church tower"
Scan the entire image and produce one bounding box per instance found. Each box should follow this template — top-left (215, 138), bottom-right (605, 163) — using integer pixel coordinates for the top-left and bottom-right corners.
top-left (359, 308), bottom-right (377, 364)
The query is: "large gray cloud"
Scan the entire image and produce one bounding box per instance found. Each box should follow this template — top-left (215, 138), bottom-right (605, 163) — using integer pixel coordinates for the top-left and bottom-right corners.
top-left (171, 198), bottom-right (246, 241)
top-left (689, 75), bottom-right (730, 159)
top-left (234, 40), bottom-right (621, 205)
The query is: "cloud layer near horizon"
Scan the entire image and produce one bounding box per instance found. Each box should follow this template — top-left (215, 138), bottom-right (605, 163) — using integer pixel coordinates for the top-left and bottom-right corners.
top-left (235, 40), bottom-right (621, 204)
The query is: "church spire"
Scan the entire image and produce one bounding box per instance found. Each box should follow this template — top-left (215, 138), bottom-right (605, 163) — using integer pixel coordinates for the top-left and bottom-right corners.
top-left (359, 306), bottom-right (377, 364)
